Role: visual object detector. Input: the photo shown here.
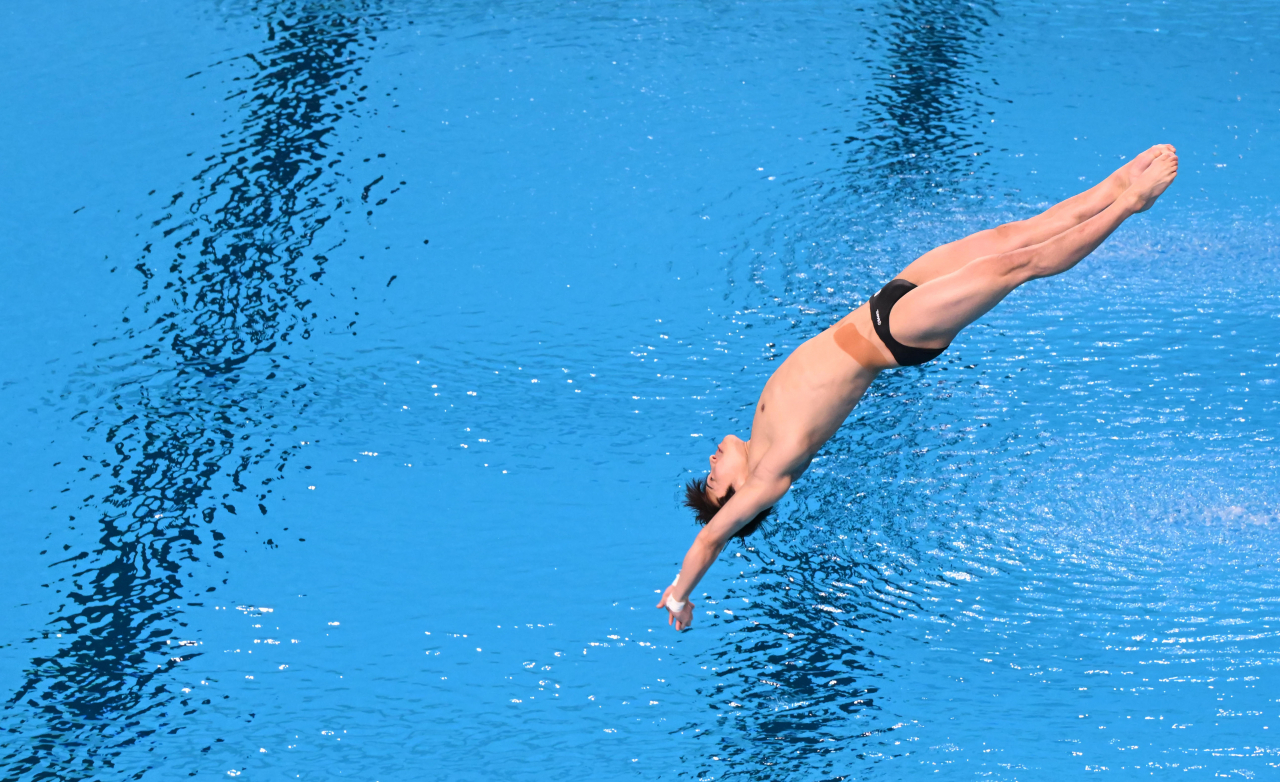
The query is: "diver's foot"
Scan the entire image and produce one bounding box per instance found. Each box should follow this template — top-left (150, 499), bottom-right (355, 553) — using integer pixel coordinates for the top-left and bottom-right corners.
top-left (1113, 144), bottom-right (1172, 190)
top-left (1122, 150), bottom-right (1178, 213)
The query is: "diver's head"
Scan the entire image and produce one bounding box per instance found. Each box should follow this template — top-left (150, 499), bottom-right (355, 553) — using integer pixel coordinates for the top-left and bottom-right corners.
top-left (706, 434), bottom-right (749, 497)
top-left (682, 434), bottom-right (769, 538)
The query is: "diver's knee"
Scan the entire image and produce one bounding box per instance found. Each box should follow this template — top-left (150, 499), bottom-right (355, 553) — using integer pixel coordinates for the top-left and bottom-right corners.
top-left (990, 220), bottom-right (1027, 246)
top-left (991, 249), bottom-right (1041, 285)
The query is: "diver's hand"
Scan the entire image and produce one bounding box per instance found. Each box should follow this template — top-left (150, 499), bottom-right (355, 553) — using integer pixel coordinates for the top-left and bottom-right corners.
top-left (656, 585), bottom-right (695, 631)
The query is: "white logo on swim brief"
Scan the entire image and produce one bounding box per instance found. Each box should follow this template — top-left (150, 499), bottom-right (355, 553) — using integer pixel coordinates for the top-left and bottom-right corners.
top-left (874, 309), bottom-right (882, 326)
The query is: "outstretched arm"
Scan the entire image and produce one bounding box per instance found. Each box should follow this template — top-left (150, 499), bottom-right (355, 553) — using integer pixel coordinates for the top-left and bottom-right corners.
top-left (656, 473), bottom-right (791, 630)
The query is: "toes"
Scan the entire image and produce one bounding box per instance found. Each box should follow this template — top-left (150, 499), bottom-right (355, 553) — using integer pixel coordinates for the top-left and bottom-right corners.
top-left (1126, 145), bottom-right (1163, 173)
top-left (1140, 144), bottom-right (1174, 162)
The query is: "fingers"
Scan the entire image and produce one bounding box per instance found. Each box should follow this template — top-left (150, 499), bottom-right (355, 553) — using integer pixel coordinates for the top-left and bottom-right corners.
top-left (676, 604), bottom-right (694, 631)
top-left (656, 589), bottom-right (695, 631)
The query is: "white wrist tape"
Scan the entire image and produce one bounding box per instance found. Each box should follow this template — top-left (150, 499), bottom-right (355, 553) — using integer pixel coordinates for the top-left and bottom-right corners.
top-left (665, 574), bottom-right (686, 613)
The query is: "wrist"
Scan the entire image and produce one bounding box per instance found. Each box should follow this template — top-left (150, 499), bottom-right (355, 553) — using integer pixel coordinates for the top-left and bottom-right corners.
top-left (666, 573), bottom-right (687, 612)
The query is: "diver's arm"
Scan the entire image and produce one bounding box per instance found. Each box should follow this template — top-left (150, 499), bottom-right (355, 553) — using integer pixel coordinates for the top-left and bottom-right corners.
top-left (657, 472), bottom-right (791, 630)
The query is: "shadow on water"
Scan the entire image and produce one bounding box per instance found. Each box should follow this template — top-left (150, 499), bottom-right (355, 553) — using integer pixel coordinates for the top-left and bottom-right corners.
top-left (694, 1), bottom-right (1003, 777)
top-left (1, 4), bottom-right (399, 779)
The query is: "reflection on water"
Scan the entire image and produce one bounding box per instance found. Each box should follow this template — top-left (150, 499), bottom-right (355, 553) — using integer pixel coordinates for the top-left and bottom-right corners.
top-left (0, 6), bottom-right (397, 779)
top-left (695, 2), bottom-right (1003, 775)
top-left (845, 0), bottom-right (1000, 192)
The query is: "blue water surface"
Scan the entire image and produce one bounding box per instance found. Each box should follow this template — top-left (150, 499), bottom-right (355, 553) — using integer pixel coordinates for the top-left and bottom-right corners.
top-left (1, 1), bottom-right (1278, 779)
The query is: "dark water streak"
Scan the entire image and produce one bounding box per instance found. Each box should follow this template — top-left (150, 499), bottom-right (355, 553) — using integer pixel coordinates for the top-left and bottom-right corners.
top-left (843, 0), bottom-right (1001, 193)
top-left (1, 5), bottom-right (398, 779)
top-left (694, 1), bottom-right (1004, 777)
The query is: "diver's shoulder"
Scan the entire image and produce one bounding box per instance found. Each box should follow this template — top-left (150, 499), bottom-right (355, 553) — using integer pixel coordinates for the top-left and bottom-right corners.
top-left (749, 436), bottom-right (813, 481)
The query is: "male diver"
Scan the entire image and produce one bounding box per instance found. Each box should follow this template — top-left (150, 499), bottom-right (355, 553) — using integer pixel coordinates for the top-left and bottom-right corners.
top-left (658, 145), bottom-right (1179, 630)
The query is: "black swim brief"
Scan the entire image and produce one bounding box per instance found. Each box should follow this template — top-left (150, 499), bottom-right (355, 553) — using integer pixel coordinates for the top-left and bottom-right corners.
top-left (868, 279), bottom-right (950, 367)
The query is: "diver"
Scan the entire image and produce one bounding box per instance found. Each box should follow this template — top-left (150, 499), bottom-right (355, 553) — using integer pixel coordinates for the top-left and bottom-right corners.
top-left (658, 145), bottom-right (1179, 630)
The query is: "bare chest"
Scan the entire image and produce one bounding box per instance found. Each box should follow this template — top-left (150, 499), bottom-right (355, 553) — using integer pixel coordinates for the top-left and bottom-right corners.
top-left (748, 332), bottom-right (878, 470)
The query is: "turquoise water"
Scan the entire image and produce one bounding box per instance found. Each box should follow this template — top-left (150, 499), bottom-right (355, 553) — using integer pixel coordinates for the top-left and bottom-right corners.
top-left (1, 1), bottom-right (1278, 779)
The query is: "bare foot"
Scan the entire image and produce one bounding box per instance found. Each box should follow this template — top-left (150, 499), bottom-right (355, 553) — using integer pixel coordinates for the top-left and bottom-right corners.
top-left (1123, 150), bottom-right (1178, 213)
top-left (1113, 144), bottom-right (1174, 190)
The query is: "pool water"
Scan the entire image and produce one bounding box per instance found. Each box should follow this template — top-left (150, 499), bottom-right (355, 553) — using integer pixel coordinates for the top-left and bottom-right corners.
top-left (2, 1), bottom-right (1278, 779)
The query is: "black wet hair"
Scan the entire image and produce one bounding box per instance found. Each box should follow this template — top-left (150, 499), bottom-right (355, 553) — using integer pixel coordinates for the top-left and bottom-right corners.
top-left (683, 477), bottom-right (770, 538)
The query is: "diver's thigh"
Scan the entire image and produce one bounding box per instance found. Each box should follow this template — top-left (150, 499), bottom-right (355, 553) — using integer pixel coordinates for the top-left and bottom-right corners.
top-left (896, 229), bottom-right (1007, 285)
top-left (890, 253), bottom-right (1028, 347)
top-left (898, 206), bottom-right (1096, 286)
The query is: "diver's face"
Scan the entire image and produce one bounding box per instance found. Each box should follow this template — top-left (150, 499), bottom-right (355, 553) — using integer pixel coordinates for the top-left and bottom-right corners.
top-left (707, 434), bottom-right (748, 504)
